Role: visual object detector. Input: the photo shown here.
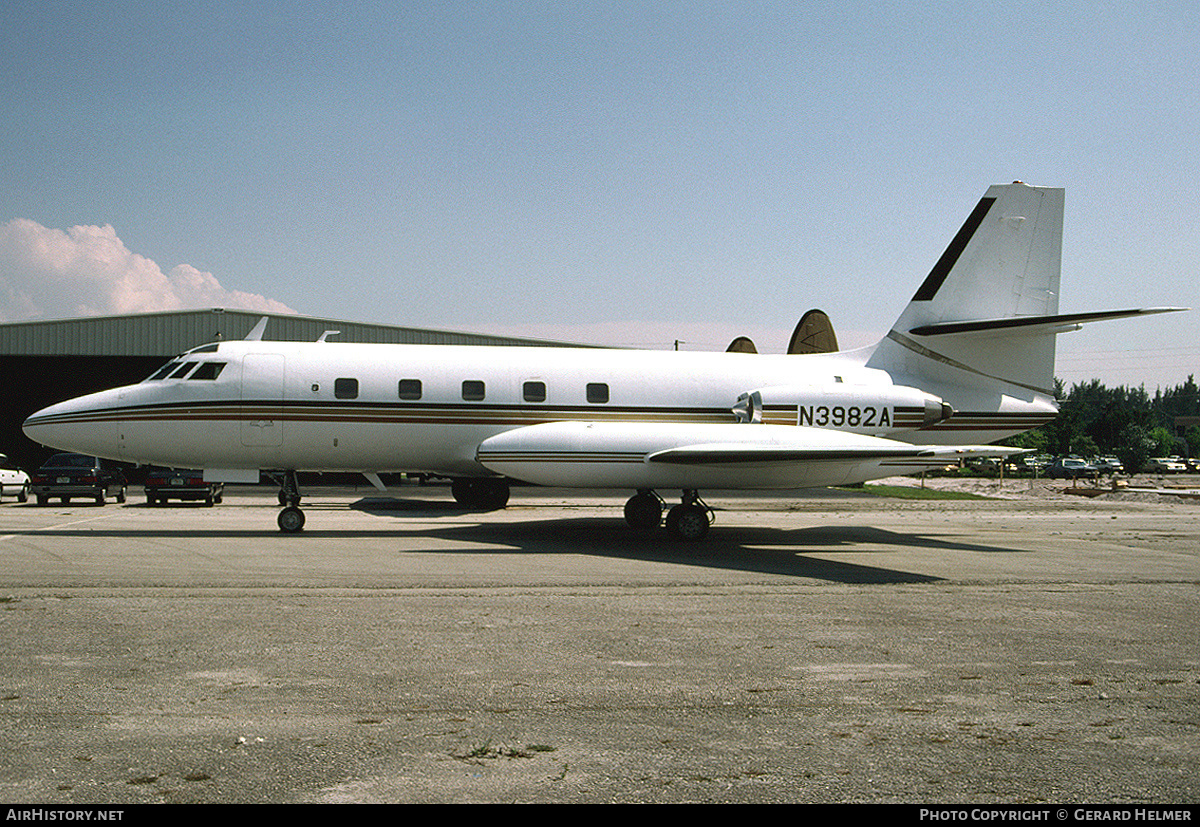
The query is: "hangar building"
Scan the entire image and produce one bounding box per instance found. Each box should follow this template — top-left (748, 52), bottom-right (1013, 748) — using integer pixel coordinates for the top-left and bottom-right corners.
top-left (0, 308), bottom-right (580, 473)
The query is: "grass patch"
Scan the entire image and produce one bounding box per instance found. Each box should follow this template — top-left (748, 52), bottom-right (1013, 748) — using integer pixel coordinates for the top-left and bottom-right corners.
top-left (835, 484), bottom-right (991, 500)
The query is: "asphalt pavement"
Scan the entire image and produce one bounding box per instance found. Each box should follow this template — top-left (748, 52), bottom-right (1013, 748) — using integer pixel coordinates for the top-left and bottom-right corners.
top-left (1, 483), bottom-right (1197, 803)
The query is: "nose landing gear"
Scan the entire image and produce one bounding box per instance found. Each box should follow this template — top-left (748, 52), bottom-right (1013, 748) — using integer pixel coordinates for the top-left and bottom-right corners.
top-left (276, 470), bottom-right (305, 533)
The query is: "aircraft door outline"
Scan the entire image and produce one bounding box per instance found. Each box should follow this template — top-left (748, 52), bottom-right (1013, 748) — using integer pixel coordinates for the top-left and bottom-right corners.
top-left (241, 353), bottom-right (285, 447)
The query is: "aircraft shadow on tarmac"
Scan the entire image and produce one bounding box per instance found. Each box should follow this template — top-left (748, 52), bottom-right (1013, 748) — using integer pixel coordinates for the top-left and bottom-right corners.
top-left (346, 496), bottom-right (1030, 584)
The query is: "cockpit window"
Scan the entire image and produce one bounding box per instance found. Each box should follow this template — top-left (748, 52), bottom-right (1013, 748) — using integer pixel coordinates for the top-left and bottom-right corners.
top-left (147, 361), bottom-right (182, 381)
top-left (146, 350), bottom-right (229, 382)
top-left (170, 362), bottom-right (198, 379)
top-left (188, 344), bottom-right (220, 354)
top-left (189, 362), bottom-right (226, 380)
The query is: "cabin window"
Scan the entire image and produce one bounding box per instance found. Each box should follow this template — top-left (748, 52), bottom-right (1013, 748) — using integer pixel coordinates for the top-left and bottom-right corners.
top-left (170, 362), bottom-right (198, 379)
top-left (189, 362), bottom-right (226, 380)
top-left (398, 379), bottom-right (422, 400)
top-left (335, 378), bottom-right (359, 399)
top-left (586, 382), bottom-right (609, 404)
top-left (523, 381), bottom-right (547, 403)
top-left (462, 380), bottom-right (486, 401)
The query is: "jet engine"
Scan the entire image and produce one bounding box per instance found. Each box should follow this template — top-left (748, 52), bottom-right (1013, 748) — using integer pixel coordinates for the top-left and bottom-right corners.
top-left (732, 384), bottom-right (953, 434)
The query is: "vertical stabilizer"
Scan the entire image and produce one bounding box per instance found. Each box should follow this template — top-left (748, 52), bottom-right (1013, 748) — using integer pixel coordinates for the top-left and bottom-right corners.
top-left (867, 182), bottom-right (1064, 398)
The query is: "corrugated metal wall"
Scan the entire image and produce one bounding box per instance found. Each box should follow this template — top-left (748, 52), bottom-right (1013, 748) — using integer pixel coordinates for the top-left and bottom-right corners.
top-left (0, 309), bottom-right (578, 356)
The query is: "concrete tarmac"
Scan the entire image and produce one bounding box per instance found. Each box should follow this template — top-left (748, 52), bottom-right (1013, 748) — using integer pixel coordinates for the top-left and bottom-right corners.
top-left (0, 484), bottom-right (1197, 803)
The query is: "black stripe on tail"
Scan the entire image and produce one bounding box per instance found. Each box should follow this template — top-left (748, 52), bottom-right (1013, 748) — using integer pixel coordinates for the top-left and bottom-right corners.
top-left (911, 196), bottom-right (996, 301)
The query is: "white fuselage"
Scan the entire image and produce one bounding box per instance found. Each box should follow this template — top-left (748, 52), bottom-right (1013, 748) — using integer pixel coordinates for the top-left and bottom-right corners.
top-left (22, 338), bottom-right (1054, 490)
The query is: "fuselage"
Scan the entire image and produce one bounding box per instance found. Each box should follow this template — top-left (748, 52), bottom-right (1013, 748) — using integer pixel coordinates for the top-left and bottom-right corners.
top-left (22, 338), bottom-right (1055, 486)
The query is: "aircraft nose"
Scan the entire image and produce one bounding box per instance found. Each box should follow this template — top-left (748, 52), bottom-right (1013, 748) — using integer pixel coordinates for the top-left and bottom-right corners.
top-left (23, 390), bottom-right (123, 461)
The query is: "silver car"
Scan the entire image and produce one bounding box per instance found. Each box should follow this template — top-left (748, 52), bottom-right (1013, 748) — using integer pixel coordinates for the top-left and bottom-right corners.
top-left (0, 454), bottom-right (30, 502)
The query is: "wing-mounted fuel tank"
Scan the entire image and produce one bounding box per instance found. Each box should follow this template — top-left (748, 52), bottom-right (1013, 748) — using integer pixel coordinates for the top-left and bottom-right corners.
top-left (732, 384), bottom-right (953, 435)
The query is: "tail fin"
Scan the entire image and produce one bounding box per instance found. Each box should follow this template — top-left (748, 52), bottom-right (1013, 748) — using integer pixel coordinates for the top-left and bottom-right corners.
top-left (867, 182), bottom-right (1064, 397)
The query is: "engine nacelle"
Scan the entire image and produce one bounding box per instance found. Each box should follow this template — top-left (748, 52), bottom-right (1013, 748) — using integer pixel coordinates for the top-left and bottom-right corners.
top-left (732, 384), bottom-right (953, 435)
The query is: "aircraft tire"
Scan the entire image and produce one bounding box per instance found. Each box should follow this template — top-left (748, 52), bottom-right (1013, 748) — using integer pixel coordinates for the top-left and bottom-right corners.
top-left (451, 478), bottom-right (510, 510)
top-left (624, 493), bottom-right (663, 531)
top-left (277, 506), bottom-right (306, 533)
top-left (666, 504), bottom-right (709, 541)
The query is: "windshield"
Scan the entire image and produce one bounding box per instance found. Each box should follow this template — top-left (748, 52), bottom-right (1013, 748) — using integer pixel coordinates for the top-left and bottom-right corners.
top-left (42, 453), bottom-right (96, 468)
top-left (144, 346), bottom-right (227, 382)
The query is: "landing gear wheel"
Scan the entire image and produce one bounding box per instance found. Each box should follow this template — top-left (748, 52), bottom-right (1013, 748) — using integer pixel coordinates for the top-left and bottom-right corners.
top-left (666, 504), bottom-right (710, 541)
top-left (665, 494), bottom-right (711, 541)
top-left (278, 506), bottom-right (306, 533)
top-left (451, 478), bottom-right (511, 510)
top-left (624, 491), bottom-right (663, 531)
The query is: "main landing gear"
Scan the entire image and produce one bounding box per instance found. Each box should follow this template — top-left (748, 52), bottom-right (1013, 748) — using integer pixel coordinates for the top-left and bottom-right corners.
top-left (624, 489), bottom-right (713, 541)
top-left (451, 477), bottom-right (511, 510)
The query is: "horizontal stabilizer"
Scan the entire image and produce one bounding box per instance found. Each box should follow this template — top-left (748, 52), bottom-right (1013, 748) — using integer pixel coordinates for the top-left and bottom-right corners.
top-left (909, 307), bottom-right (1188, 337)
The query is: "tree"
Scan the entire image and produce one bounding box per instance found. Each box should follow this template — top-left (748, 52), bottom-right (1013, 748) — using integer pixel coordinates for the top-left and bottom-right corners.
top-left (1000, 375), bottom-right (1199, 467)
top-left (1184, 425), bottom-right (1200, 458)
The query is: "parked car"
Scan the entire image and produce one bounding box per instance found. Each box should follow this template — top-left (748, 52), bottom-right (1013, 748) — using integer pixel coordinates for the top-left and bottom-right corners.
top-left (1023, 455), bottom-right (1052, 474)
top-left (0, 454), bottom-right (30, 502)
top-left (30, 453), bottom-right (127, 505)
top-left (1145, 457), bottom-right (1187, 473)
top-left (1092, 456), bottom-right (1124, 474)
top-left (1045, 457), bottom-right (1097, 479)
top-left (144, 467), bottom-right (223, 506)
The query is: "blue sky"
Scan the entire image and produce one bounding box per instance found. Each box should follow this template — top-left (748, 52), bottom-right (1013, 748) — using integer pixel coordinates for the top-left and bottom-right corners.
top-left (1, 1), bottom-right (1196, 388)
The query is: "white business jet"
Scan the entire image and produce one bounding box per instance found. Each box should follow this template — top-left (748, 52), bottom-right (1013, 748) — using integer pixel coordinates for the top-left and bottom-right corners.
top-left (23, 183), bottom-right (1183, 538)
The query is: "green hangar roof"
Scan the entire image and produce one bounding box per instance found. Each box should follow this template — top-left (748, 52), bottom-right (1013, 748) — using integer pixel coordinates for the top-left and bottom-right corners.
top-left (0, 308), bottom-right (584, 357)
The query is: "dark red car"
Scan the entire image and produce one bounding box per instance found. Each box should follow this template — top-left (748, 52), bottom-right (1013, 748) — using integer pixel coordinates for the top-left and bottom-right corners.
top-left (31, 453), bottom-right (127, 505)
top-left (144, 467), bottom-right (223, 506)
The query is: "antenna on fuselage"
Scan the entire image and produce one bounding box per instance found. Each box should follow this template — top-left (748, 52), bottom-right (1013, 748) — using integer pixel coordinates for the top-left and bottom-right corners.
top-left (244, 317), bottom-right (269, 341)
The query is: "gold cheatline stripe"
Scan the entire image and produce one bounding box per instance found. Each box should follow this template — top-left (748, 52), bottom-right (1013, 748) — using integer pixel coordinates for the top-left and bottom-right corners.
top-left (31, 401), bottom-right (1057, 433)
top-left (31, 404), bottom-right (734, 427)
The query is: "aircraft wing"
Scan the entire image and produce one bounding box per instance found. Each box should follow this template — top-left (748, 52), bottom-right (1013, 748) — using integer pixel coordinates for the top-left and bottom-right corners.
top-left (476, 421), bottom-right (1020, 490)
top-left (647, 443), bottom-right (1023, 466)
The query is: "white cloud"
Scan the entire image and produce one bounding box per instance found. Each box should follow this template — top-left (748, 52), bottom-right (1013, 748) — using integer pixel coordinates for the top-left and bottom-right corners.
top-left (0, 218), bottom-right (296, 322)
